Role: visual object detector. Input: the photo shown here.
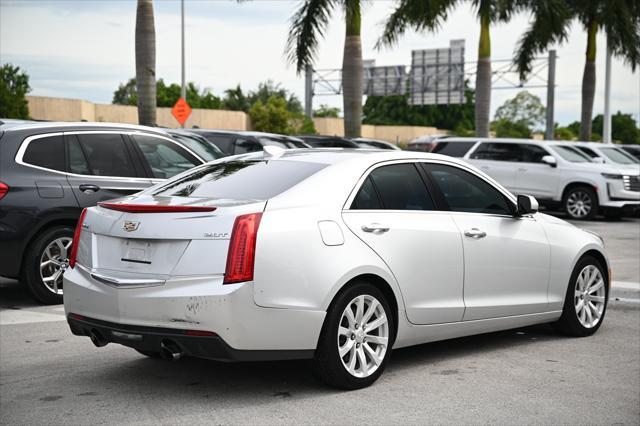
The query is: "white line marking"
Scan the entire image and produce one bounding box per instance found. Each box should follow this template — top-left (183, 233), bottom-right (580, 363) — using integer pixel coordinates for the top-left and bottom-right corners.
top-left (612, 281), bottom-right (640, 291)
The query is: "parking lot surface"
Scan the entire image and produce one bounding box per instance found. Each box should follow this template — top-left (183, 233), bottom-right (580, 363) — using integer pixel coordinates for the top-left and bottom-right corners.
top-left (1, 216), bottom-right (639, 425)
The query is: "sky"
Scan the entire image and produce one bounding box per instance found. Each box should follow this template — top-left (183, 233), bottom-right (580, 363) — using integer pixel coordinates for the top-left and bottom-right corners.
top-left (1, 0), bottom-right (639, 127)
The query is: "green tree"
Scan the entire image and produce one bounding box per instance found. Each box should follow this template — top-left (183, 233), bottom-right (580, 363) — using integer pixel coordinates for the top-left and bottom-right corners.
top-left (313, 104), bottom-right (340, 118)
top-left (113, 78), bottom-right (138, 105)
top-left (249, 80), bottom-right (302, 114)
top-left (135, 0), bottom-right (156, 126)
top-left (113, 77), bottom-right (222, 109)
top-left (592, 112), bottom-right (640, 144)
top-left (514, 0), bottom-right (640, 141)
top-left (0, 63), bottom-right (31, 119)
top-left (554, 124), bottom-right (576, 141)
top-left (286, 0), bottom-right (364, 137)
top-left (249, 96), bottom-right (294, 134)
top-left (222, 85), bottom-right (250, 112)
top-left (492, 118), bottom-right (531, 138)
top-left (493, 91), bottom-right (546, 130)
top-left (378, 0), bottom-right (521, 137)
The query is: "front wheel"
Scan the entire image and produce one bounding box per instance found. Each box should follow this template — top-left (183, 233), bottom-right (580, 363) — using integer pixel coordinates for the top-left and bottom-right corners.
top-left (312, 282), bottom-right (395, 389)
top-left (563, 186), bottom-right (598, 220)
top-left (554, 256), bottom-right (608, 337)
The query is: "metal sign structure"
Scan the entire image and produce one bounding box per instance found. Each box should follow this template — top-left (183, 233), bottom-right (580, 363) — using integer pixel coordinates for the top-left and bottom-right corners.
top-left (408, 39), bottom-right (465, 105)
top-left (364, 64), bottom-right (408, 97)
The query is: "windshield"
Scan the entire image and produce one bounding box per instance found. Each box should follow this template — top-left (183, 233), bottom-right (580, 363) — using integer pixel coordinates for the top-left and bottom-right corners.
top-left (550, 145), bottom-right (591, 162)
top-left (599, 147), bottom-right (639, 164)
top-left (259, 137), bottom-right (308, 149)
top-left (171, 133), bottom-right (224, 161)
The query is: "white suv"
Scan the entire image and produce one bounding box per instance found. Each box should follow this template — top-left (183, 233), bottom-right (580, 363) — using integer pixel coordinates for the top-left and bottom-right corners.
top-left (429, 138), bottom-right (640, 220)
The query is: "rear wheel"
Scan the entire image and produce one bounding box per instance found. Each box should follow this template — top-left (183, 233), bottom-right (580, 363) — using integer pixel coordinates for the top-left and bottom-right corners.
top-left (22, 226), bottom-right (73, 305)
top-left (312, 282), bottom-right (394, 389)
top-left (554, 256), bottom-right (608, 337)
top-left (563, 186), bottom-right (598, 220)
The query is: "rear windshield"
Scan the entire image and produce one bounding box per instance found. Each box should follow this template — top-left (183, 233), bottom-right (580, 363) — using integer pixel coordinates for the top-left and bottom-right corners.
top-left (149, 160), bottom-right (327, 199)
top-left (432, 141), bottom-right (476, 157)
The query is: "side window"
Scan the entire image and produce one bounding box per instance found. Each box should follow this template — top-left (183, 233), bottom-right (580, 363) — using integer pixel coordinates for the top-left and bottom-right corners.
top-left (234, 138), bottom-right (262, 154)
top-left (76, 133), bottom-right (137, 177)
top-left (426, 163), bottom-right (513, 216)
top-left (431, 141), bottom-right (476, 157)
top-left (361, 163), bottom-right (435, 210)
top-left (22, 135), bottom-right (65, 172)
top-left (520, 144), bottom-right (549, 163)
top-left (351, 177), bottom-right (382, 209)
top-left (202, 134), bottom-right (234, 153)
top-left (67, 137), bottom-right (91, 175)
top-left (575, 146), bottom-right (598, 159)
top-left (470, 142), bottom-right (521, 162)
top-left (131, 135), bottom-right (199, 179)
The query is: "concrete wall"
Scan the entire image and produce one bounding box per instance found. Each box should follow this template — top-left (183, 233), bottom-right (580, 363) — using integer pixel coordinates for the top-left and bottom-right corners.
top-left (27, 96), bottom-right (443, 143)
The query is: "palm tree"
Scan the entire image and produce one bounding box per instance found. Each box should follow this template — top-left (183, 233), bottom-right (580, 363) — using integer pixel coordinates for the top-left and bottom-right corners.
top-left (135, 0), bottom-right (156, 126)
top-left (514, 0), bottom-right (640, 141)
top-left (286, 0), bottom-right (363, 137)
top-left (378, 0), bottom-right (520, 137)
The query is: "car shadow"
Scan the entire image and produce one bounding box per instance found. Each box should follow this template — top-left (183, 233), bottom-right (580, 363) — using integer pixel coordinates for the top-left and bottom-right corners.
top-left (0, 278), bottom-right (42, 309)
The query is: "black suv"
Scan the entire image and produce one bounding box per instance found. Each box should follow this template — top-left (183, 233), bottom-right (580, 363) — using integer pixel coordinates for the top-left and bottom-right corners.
top-left (296, 135), bottom-right (359, 148)
top-left (0, 122), bottom-right (208, 304)
top-left (190, 129), bottom-right (310, 154)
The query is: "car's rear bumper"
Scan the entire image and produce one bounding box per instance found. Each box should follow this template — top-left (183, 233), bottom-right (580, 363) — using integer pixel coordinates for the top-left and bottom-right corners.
top-left (63, 264), bottom-right (326, 354)
top-left (67, 314), bottom-right (314, 362)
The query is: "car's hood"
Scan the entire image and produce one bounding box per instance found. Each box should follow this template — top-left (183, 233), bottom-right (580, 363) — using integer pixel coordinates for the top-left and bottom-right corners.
top-left (564, 161), bottom-right (640, 176)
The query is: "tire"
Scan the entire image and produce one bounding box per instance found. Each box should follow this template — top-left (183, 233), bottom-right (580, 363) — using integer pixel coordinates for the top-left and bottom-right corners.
top-left (554, 255), bottom-right (608, 337)
top-left (312, 282), bottom-right (395, 390)
top-left (563, 186), bottom-right (598, 220)
top-left (22, 226), bottom-right (74, 305)
top-left (136, 349), bottom-right (162, 359)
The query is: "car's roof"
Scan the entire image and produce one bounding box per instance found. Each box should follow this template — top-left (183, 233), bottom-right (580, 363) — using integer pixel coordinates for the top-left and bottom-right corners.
top-left (189, 128), bottom-right (296, 138)
top-left (573, 141), bottom-right (624, 148)
top-left (1, 121), bottom-right (170, 136)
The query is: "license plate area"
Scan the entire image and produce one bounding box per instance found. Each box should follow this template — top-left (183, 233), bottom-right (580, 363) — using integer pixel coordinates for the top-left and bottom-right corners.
top-left (121, 239), bottom-right (154, 265)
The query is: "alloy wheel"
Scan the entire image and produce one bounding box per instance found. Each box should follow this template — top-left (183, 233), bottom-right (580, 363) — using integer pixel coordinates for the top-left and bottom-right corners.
top-left (337, 294), bottom-right (389, 378)
top-left (39, 237), bottom-right (71, 295)
top-left (566, 191), bottom-right (593, 219)
top-left (574, 265), bottom-right (606, 328)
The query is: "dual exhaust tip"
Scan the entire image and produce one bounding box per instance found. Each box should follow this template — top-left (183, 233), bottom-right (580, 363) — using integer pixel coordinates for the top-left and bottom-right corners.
top-left (89, 329), bottom-right (184, 361)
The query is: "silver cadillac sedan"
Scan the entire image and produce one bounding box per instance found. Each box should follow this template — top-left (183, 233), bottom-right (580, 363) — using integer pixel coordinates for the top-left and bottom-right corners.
top-left (63, 148), bottom-right (609, 389)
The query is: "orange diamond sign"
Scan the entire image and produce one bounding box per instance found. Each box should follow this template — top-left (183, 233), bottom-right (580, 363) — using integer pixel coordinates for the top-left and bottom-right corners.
top-left (171, 97), bottom-right (192, 126)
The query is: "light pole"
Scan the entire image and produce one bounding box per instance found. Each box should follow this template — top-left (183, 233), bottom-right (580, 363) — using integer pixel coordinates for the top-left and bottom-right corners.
top-left (603, 39), bottom-right (612, 144)
top-left (180, 0), bottom-right (186, 128)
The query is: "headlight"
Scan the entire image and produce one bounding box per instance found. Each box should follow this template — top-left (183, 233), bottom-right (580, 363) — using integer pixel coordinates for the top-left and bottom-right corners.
top-left (601, 173), bottom-right (624, 180)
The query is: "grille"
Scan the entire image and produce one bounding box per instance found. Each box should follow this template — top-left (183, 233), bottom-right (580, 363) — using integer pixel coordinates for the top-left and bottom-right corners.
top-left (623, 175), bottom-right (640, 192)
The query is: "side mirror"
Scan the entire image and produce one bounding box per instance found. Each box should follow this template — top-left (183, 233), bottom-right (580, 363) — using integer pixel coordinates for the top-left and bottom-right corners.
top-left (541, 155), bottom-right (557, 167)
top-left (592, 157), bottom-right (605, 164)
top-left (517, 194), bottom-right (539, 216)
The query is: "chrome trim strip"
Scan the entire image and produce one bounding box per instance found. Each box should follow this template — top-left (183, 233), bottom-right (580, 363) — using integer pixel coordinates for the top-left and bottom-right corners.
top-left (90, 272), bottom-right (165, 288)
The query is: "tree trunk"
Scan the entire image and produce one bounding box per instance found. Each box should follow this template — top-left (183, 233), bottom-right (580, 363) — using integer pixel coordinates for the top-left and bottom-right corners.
top-left (135, 0), bottom-right (156, 126)
top-left (580, 21), bottom-right (597, 141)
top-left (475, 14), bottom-right (491, 137)
top-left (342, 0), bottom-right (363, 138)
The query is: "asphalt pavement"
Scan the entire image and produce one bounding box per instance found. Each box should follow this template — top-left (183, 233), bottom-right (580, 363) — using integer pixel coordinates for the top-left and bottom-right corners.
top-left (1, 215), bottom-right (639, 425)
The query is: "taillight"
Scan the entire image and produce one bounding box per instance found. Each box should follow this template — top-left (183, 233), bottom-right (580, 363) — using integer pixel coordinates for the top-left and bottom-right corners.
top-left (68, 208), bottom-right (88, 269)
top-left (98, 202), bottom-right (216, 213)
top-left (0, 182), bottom-right (8, 200)
top-left (223, 212), bottom-right (262, 284)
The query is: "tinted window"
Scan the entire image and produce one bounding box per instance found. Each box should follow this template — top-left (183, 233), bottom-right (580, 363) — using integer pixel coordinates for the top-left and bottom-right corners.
top-left (351, 177), bottom-right (382, 209)
top-left (432, 141), bottom-right (476, 157)
top-left (259, 137), bottom-right (308, 149)
top-left (67, 137), bottom-right (90, 175)
top-left (599, 147), bottom-right (638, 164)
top-left (75, 133), bottom-right (137, 177)
top-left (199, 134), bottom-right (235, 153)
top-left (150, 160), bottom-right (327, 200)
top-left (22, 135), bottom-right (65, 172)
top-left (427, 163), bottom-right (513, 215)
top-left (367, 163), bottom-right (434, 210)
top-left (575, 146), bottom-right (599, 158)
top-left (234, 138), bottom-right (262, 154)
top-left (521, 144), bottom-right (549, 163)
top-left (132, 135), bottom-right (199, 179)
top-left (550, 145), bottom-right (590, 162)
top-left (470, 142), bottom-right (521, 162)
top-left (170, 133), bottom-right (224, 161)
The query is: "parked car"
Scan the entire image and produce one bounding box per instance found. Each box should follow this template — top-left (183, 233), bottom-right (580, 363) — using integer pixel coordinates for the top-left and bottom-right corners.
top-left (416, 137), bottom-right (640, 220)
top-left (406, 134), bottom-right (449, 152)
top-left (64, 148), bottom-right (609, 389)
top-left (572, 142), bottom-right (640, 166)
top-left (0, 122), bottom-right (209, 304)
top-left (350, 137), bottom-right (401, 150)
top-left (190, 129), bottom-right (310, 155)
top-left (620, 144), bottom-right (640, 160)
top-left (165, 129), bottom-right (225, 161)
top-left (297, 135), bottom-right (360, 148)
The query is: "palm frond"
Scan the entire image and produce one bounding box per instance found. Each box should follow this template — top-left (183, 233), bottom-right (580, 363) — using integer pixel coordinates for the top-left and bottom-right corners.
top-left (285, 0), bottom-right (337, 74)
top-left (601, 0), bottom-right (640, 71)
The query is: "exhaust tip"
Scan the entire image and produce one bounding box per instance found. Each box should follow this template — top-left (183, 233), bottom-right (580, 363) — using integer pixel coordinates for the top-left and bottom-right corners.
top-left (160, 339), bottom-right (184, 361)
top-left (89, 329), bottom-right (108, 347)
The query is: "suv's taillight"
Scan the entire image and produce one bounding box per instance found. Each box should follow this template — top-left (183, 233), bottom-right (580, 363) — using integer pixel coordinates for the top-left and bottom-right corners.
top-left (223, 212), bottom-right (262, 284)
top-left (0, 182), bottom-right (9, 200)
top-left (68, 208), bottom-right (88, 269)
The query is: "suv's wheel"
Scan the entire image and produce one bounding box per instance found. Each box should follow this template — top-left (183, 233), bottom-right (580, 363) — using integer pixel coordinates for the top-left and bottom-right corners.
top-left (313, 282), bottom-right (395, 389)
top-left (22, 226), bottom-right (73, 305)
top-left (564, 186), bottom-right (598, 220)
top-left (554, 255), bottom-right (608, 337)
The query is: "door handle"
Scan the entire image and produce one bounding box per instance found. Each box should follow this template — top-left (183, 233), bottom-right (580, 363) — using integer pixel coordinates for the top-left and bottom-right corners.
top-left (464, 228), bottom-right (486, 239)
top-left (79, 184), bottom-right (100, 193)
top-left (361, 223), bottom-right (390, 233)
